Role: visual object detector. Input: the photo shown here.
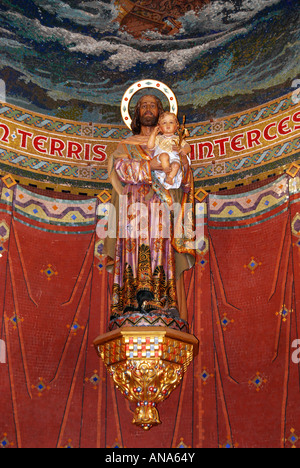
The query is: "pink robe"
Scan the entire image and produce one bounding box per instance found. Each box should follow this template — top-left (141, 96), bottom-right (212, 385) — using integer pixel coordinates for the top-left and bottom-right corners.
top-left (108, 137), bottom-right (195, 318)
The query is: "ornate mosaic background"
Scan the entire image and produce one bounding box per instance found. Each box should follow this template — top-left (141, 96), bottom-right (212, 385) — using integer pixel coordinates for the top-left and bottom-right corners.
top-left (0, 91), bottom-right (299, 195)
top-left (0, 0), bottom-right (299, 124)
top-left (0, 0), bottom-right (300, 450)
top-left (1, 173), bottom-right (300, 448)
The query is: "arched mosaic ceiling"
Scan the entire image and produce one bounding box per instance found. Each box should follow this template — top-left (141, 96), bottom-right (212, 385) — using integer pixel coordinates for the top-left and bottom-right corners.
top-left (0, 0), bottom-right (299, 125)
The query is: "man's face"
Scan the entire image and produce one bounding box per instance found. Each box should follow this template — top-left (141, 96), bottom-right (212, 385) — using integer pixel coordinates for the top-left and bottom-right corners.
top-left (139, 96), bottom-right (159, 127)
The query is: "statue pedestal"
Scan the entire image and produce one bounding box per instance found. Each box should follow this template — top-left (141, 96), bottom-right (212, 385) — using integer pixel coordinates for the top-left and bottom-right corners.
top-left (93, 326), bottom-right (199, 430)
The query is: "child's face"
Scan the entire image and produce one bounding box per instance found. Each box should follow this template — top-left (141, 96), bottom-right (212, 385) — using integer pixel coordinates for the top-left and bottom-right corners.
top-left (159, 115), bottom-right (178, 136)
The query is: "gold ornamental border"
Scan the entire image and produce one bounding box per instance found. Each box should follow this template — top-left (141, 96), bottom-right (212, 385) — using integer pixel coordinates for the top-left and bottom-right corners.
top-left (0, 90), bottom-right (299, 195)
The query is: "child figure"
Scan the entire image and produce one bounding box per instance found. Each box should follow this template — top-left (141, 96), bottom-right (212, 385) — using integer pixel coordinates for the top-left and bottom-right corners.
top-left (147, 112), bottom-right (191, 189)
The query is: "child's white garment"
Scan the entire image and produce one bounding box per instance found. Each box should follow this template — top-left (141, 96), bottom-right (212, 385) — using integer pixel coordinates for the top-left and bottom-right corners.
top-left (152, 135), bottom-right (182, 189)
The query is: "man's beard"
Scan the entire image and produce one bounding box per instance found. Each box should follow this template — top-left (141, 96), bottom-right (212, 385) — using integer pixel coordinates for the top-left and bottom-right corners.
top-left (140, 114), bottom-right (158, 127)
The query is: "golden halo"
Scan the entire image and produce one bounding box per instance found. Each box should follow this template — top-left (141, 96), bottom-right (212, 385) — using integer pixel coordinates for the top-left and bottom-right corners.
top-left (121, 80), bottom-right (178, 129)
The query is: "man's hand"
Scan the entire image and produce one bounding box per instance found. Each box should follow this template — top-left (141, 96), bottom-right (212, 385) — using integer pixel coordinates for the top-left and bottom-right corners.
top-left (150, 159), bottom-right (171, 173)
top-left (181, 182), bottom-right (191, 194)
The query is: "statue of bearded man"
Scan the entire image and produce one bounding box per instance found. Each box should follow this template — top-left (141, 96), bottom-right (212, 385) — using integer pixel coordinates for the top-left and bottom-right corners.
top-left (104, 95), bottom-right (195, 324)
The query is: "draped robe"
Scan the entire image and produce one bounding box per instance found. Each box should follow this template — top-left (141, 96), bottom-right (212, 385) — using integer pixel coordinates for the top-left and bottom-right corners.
top-left (104, 135), bottom-right (195, 320)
